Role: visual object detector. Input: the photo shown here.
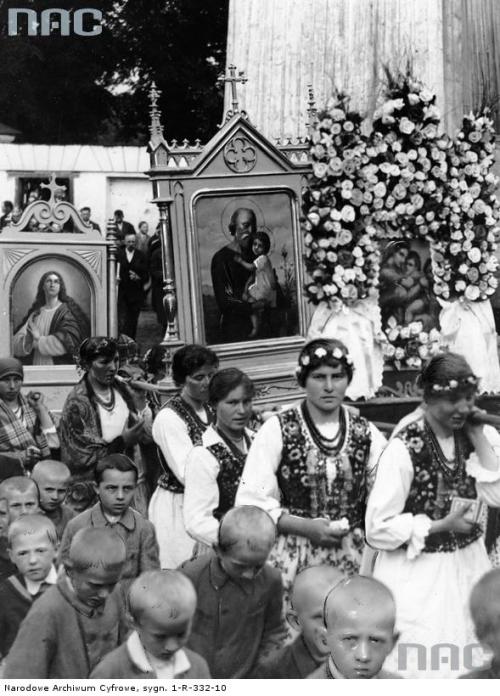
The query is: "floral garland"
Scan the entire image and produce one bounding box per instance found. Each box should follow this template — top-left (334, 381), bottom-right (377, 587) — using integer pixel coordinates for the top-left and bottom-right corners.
top-left (431, 110), bottom-right (499, 301)
top-left (302, 92), bottom-right (380, 305)
top-left (383, 317), bottom-right (442, 370)
top-left (302, 71), bottom-right (500, 372)
top-left (365, 67), bottom-right (449, 241)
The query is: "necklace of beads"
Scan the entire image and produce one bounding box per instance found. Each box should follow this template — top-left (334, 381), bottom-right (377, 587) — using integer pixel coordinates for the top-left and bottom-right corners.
top-left (423, 421), bottom-right (463, 480)
top-left (301, 401), bottom-right (346, 456)
top-left (94, 388), bottom-right (116, 412)
top-left (215, 426), bottom-right (250, 458)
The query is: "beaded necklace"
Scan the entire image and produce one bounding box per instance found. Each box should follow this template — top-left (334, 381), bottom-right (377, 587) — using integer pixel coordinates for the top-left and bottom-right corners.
top-left (215, 426), bottom-right (251, 458)
top-left (301, 401), bottom-right (346, 456)
top-left (423, 421), bottom-right (463, 481)
top-left (93, 388), bottom-right (116, 412)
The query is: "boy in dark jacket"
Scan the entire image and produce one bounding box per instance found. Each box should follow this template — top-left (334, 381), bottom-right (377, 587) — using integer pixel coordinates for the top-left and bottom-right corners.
top-left (91, 569), bottom-right (210, 679)
top-left (180, 506), bottom-right (285, 678)
top-left (0, 514), bottom-right (58, 658)
top-left (5, 527), bottom-right (127, 678)
top-left (257, 565), bottom-right (344, 678)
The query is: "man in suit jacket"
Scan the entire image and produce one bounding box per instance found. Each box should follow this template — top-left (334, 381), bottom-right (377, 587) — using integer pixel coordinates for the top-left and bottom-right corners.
top-left (117, 233), bottom-right (148, 339)
top-left (114, 210), bottom-right (136, 246)
top-left (80, 206), bottom-right (101, 233)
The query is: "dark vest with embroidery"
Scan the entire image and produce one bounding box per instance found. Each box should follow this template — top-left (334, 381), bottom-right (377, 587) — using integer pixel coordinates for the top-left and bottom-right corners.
top-left (398, 420), bottom-right (482, 553)
top-left (157, 395), bottom-right (213, 494)
top-left (276, 405), bottom-right (372, 530)
top-left (207, 441), bottom-right (248, 521)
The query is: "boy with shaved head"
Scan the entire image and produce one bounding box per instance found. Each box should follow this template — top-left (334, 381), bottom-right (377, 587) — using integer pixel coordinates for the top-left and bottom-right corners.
top-left (307, 575), bottom-right (401, 679)
top-left (31, 460), bottom-right (75, 539)
top-left (180, 505), bottom-right (285, 678)
top-left (5, 527), bottom-right (128, 678)
top-left (0, 476), bottom-right (39, 521)
top-left (461, 568), bottom-right (500, 678)
top-left (257, 565), bottom-right (344, 678)
top-left (0, 514), bottom-right (58, 659)
top-left (91, 570), bottom-right (210, 679)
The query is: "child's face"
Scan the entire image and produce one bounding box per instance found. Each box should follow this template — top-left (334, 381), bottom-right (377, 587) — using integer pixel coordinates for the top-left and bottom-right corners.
top-left (9, 529), bottom-right (56, 582)
top-left (7, 489), bottom-right (40, 521)
top-left (326, 605), bottom-right (396, 679)
top-left (252, 238), bottom-right (265, 256)
top-left (35, 472), bottom-right (70, 512)
top-left (293, 592), bottom-right (330, 662)
top-left (69, 564), bottom-right (122, 609)
top-left (96, 469), bottom-right (136, 516)
top-left (135, 605), bottom-right (193, 661)
top-left (217, 536), bottom-right (272, 582)
top-left (0, 500), bottom-right (9, 536)
top-left (406, 258), bottom-right (417, 272)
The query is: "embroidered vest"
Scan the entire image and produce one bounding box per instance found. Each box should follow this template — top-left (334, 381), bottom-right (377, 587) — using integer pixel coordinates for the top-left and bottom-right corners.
top-left (276, 405), bottom-right (372, 530)
top-left (207, 442), bottom-right (247, 521)
top-left (399, 420), bottom-right (482, 553)
top-left (157, 395), bottom-right (213, 494)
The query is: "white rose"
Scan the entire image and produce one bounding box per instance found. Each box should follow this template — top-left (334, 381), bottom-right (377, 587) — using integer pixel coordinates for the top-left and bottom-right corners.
top-left (465, 285), bottom-right (480, 301)
top-left (420, 89), bottom-right (434, 103)
top-left (340, 205), bottom-right (356, 222)
top-left (467, 247), bottom-right (481, 263)
top-left (399, 117), bottom-right (415, 134)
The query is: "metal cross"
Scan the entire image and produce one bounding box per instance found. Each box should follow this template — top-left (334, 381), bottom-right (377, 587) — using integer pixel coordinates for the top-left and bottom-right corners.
top-left (222, 65), bottom-right (247, 114)
top-left (40, 174), bottom-right (66, 203)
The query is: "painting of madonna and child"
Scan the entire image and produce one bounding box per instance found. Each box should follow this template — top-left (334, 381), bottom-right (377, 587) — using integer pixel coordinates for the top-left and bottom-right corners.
top-left (195, 192), bottom-right (300, 345)
top-left (379, 239), bottom-right (440, 332)
top-left (10, 259), bottom-right (92, 366)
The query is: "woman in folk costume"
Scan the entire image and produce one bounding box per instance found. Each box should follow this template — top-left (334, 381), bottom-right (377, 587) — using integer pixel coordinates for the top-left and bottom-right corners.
top-left (0, 357), bottom-right (58, 472)
top-left (366, 352), bottom-right (500, 678)
top-left (148, 345), bottom-right (219, 568)
top-left (183, 368), bottom-right (255, 550)
top-left (59, 337), bottom-right (146, 511)
top-left (236, 338), bottom-right (386, 611)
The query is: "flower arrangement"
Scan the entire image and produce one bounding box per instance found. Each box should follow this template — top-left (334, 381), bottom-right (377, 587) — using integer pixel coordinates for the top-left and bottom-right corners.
top-left (383, 317), bottom-right (442, 369)
top-left (430, 109), bottom-right (499, 301)
top-left (365, 66), bottom-right (449, 241)
top-left (302, 92), bottom-right (380, 305)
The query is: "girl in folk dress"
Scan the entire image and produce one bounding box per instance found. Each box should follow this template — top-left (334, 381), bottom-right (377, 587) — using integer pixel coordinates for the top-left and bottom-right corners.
top-left (148, 345), bottom-right (219, 568)
top-left (183, 368), bottom-right (255, 550)
top-left (236, 339), bottom-right (386, 614)
top-left (366, 352), bottom-right (500, 678)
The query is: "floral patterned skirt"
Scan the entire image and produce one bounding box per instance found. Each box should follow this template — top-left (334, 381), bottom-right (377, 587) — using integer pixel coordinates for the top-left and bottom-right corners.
top-left (268, 529), bottom-right (364, 639)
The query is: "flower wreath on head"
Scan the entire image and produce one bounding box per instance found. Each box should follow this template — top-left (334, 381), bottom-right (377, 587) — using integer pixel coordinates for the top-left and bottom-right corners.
top-left (429, 375), bottom-right (479, 393)
top-left (296, 344), bottom-right (354, 378)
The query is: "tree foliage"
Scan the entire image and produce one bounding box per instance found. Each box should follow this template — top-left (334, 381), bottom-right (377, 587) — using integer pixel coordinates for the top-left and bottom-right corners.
top-left (0, 0), bottom-right (228, 144)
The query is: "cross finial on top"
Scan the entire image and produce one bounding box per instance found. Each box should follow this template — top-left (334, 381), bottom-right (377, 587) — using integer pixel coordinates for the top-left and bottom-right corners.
top-left (221, 64), bottom-right (247, 119)
top-left (149, 81), bottom-right (164, 139)
top-left (40, 174), bottom-right (66, 204)
top-left (306, 84), bottom-right (318, 135)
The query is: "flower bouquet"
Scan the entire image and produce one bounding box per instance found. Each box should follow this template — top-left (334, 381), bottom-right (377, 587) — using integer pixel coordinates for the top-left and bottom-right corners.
top-left (430, 109), bottom-right (499, 302)
top-left (383, 317), bottom-right (442, 370)
top-left (302, 92), bottom-right (380, 306)
top-left (365, 66), bottom-right (449, 241)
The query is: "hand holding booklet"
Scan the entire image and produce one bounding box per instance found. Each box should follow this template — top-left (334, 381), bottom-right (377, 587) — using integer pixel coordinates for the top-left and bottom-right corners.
top-left (450, 497), bottom-right (482, 524)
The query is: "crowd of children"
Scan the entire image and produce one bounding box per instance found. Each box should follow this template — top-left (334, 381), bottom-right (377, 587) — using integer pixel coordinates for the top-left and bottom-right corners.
top-left (1, 341), bottom-right (500, 680)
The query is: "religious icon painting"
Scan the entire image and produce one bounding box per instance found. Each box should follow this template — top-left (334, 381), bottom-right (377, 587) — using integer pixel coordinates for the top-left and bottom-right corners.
top-left (192, 189), bottom-right (302, 346)
top-left (10, 257), bottom-right (92, 366)
top-left (379, 238), bottom-right (440, 332)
